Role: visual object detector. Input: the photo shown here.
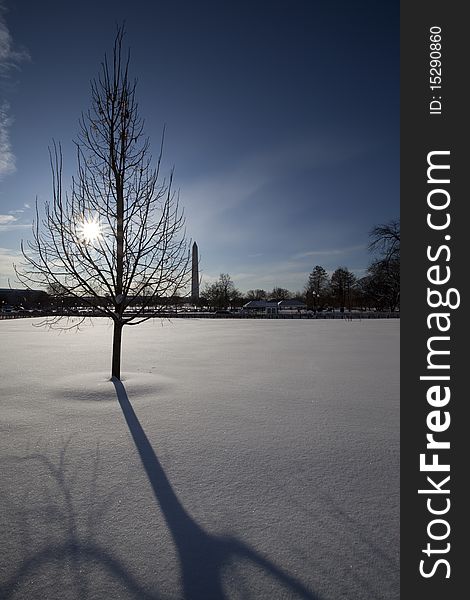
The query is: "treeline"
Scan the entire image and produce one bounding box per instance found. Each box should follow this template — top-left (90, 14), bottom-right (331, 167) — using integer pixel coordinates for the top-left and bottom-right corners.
top-left (201, 220), bottom-right (400, 312)
top-left (2, 220), bottom-right (399, 314)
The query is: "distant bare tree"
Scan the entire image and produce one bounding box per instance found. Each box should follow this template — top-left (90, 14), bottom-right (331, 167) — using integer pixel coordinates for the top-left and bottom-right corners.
top-left (366, 219), bottom-right (400, 311)
top-left (15, 27), bottom-right (190, 379)
top-left (362, 261), bottom-right (400, 311)
top-left (268, 287), bottom-right (291, 301)
top-left (368, 219), bottom-right (400, 263)
top-left (202, 274), bottom-right (240, 309)
top-left (245, 289), bottom-right (267, 301)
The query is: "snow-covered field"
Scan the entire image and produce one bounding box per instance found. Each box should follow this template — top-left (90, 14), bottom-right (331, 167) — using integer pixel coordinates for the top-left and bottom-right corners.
top-left (0, 318), bottom-right (399, 600)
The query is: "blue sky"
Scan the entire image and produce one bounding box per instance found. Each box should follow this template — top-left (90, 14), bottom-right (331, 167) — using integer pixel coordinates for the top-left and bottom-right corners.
top-left (0, 0), bottom-right (399, 292)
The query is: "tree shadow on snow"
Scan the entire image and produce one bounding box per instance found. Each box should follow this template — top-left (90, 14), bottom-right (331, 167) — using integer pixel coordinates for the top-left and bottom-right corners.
top-left (0, 394), bottom-right (320, 600)
top-left (0, 438), bottom-right (162, 600)
top-left (113, 378), bottom-right (320, 600)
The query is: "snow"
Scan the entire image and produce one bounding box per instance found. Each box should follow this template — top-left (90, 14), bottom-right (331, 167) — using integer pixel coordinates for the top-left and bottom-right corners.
top-left (0, 318), bottom-right (399, 599)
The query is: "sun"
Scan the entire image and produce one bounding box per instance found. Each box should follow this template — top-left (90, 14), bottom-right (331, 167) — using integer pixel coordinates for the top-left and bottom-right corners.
top-left (78, 217), bottom-right (102, 244)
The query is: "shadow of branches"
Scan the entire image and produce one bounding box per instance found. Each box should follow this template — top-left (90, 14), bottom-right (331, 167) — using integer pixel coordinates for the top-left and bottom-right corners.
top-left (0, 438), bottom-right (161, 600)
top-left (1, 385), bottom-right (320, 599)
top-left (113, 378), bottom-right (320, 600)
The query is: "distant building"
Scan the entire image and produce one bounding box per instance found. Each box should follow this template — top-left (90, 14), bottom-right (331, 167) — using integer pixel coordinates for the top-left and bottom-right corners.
top-left (277, 298), bottom-right (307, 311)
top-left (191, 242), bottom-right (199, 301)
top-left (242, 300), bottom-right (279, 316)
top-left (242, 298), bottom-right (307, 316)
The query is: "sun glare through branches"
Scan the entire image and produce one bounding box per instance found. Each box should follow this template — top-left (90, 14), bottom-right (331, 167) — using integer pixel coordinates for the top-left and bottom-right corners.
top-left (78, 216), bottom-right (103, 245)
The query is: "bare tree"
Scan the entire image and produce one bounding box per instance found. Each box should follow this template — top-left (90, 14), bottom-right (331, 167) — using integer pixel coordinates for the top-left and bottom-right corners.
top-left (202, 274), bottom-right (240, 309)
top-left (268, 287), bottom-right (291, 301)
top-left (368, 219), bottom-right (400, 263)
top-left (245, 289), bottom-right (267, 301)
top-left (366, 219), bottom-right (400, 312)
top-left (15, 28), bottom-right (190, 379)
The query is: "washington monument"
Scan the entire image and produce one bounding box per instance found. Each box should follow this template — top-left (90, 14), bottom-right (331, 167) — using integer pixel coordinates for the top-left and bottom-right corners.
top-left (191, 242), bottom-right (199, 301)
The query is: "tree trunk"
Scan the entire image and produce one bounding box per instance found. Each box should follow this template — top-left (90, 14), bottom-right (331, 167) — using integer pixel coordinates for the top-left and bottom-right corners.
top-left (112, 320), bottom-right (123, 380)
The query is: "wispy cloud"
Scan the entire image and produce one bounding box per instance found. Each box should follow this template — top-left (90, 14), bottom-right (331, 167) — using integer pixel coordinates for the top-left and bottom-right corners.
top-left (293, 244), bottom-right (366, 260)
top-left (0, 246), bottom-right (21, 287)
top-left (0, 3), bottom-right (29, 74)
top-left (0, 100), bottom-right (15, 178)
top-left (7, 203), bottom-right (30, 214)
top-left (0, 213), bottom-right (29, 231)
top-left (0, 2), bottom-right (30, 180)
top-left (0, 213), bottom-right (16, 224)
